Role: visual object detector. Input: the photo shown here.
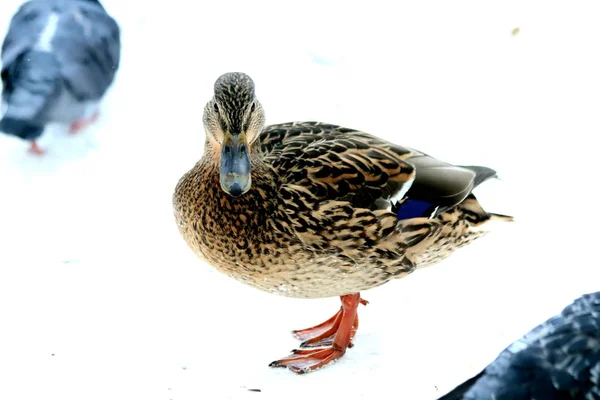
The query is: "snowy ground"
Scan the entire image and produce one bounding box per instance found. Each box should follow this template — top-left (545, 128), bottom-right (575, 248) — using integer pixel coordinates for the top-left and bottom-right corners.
top-left (1, 1), bottom-right (599, 399)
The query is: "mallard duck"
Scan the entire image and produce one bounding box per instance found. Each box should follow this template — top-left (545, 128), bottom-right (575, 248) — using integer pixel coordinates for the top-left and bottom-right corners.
top-left (173, 72), bottom-right (512, 374)
top-left (0, 0), bottom-right (121, 155)
top-left (438, 291), bottom-right (600, 399)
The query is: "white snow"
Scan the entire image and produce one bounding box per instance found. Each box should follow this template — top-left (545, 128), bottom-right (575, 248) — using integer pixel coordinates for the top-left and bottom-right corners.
top-left (1, 0), bottom-right (599, 399)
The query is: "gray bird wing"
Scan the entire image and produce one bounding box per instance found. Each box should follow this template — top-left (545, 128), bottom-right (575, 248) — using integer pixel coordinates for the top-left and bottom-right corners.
top-left (438, 291), bottom-right (600, 400)
top-left (51, 0), bottom-right (121, 101)
top-left (1, 1), bottom-right (55, 68)
top-left (1, 1), bottom-right (63, 124)
top-left (2, 0), bottom-right (121, 102)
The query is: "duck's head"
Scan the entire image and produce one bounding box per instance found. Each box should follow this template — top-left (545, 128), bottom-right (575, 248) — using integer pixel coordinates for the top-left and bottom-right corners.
top-left (203, 72), bottom-right (265, 198)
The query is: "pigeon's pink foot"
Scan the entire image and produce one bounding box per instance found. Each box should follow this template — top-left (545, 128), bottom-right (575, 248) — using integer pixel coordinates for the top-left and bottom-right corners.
top-left (69, 112), bottom-right (99, 135)
top-left (28, 141), bottom-right (46, 156)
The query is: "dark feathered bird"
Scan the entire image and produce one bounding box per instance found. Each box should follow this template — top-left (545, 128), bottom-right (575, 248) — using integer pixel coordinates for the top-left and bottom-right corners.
top-left (0, 0), bottom-right (120, 155)
top-left (438, 291), bottom-right (600, 400)
top-left (173, 72), bottom-right (513, 374)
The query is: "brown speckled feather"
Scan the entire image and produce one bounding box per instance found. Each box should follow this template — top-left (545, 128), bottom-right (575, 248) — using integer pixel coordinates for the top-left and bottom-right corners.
top-left (258, 122), bottom-right (416, 207)
top-left (173, 72), bottom-right (513, 373)
top-left (173, 120), bottom-right (511, 299)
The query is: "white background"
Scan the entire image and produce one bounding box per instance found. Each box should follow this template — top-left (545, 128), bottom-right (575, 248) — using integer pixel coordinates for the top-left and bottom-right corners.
top-left (1, 0), bottom-right (599, 399)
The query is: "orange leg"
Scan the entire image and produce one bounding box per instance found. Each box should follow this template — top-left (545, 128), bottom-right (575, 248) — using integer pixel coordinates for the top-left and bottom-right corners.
top-left (269, 293), bottom-right (367, 374)
top-left (69, 112), bottom-right (99, 135)
top-left (28, 140), bottom-right (46, 156)
top-left (291, 297), bottom-right (367, 348)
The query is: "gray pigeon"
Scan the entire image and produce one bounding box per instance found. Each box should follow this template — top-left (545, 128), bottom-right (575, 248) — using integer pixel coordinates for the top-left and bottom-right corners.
top-left (438, 291), bottom-right (600, 400)
top-left (0, 0), bottom-right (120, 155)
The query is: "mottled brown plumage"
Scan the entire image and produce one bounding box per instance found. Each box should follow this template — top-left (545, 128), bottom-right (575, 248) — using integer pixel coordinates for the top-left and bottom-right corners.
top-left (173, 72), bottom-right (512, 373)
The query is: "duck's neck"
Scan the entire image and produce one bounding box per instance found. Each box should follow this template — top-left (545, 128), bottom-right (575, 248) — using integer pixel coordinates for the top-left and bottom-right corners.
top-left (193, 143), bottom-right (279, 239)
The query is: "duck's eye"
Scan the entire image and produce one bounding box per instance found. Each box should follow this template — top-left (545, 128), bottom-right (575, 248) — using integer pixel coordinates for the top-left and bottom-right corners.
top-left (250, 102), bottom-right (256, 113)
top-left (213, 103), bottom-right (219, 113)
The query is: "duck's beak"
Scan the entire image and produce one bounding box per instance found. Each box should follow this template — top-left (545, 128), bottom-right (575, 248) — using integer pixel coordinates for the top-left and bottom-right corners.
top-left (220, 131), bottom-right (251, 197)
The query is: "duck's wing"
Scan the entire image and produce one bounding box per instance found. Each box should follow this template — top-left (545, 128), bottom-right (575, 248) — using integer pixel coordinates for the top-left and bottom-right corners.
top-left (259, 121), bottom-right (495, 217)
top-left (259, 121), bottom-right (415, 209)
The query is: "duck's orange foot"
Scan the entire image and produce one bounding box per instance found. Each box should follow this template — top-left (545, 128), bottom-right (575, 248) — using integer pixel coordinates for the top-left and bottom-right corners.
top-left (69, 112), bottom-right (99, 135)
top-left (292, 308), bottom-right (343, 348)
top-left (291, 297), bottom-right (368, 348)
top-left (270, 293), bottom-right (365, 374)
top-left (28, 140), bottom-right (46, 156)
top-left (269, 346), bottom-right (346, 374)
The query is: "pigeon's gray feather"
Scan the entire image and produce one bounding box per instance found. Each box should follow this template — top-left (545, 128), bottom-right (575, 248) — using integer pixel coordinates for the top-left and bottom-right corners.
top-left (50, 1), bottom-right (120, 101)
top-left (438, 291), bottom-right (600, 400)
top-left (0, 0), bottom-right (120, 140)
top-left (0, 51), bottom-right (62, 139)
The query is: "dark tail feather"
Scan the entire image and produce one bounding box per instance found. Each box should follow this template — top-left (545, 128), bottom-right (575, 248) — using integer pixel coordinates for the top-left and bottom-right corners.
top-left (0, 117), bottom-right (43, 140)
top-left (459, 165), bottom-right (498, 188)
top-left (459, 165), bottom-right (515, 222)
top-left (437, 370), bottom-right (485, 400)
top-left (1, 50), bottom-right (61, 140)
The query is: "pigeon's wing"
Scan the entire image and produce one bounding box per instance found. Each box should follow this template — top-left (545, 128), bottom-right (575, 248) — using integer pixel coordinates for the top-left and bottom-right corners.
top-left (52, 1), bottom-right (121, 101)
top-left (438, 291), bottom-right (600, 400)
top-left (1, 1), bottom-right (61, 131)
top-left (1, 1), bottom-right (54, 68)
